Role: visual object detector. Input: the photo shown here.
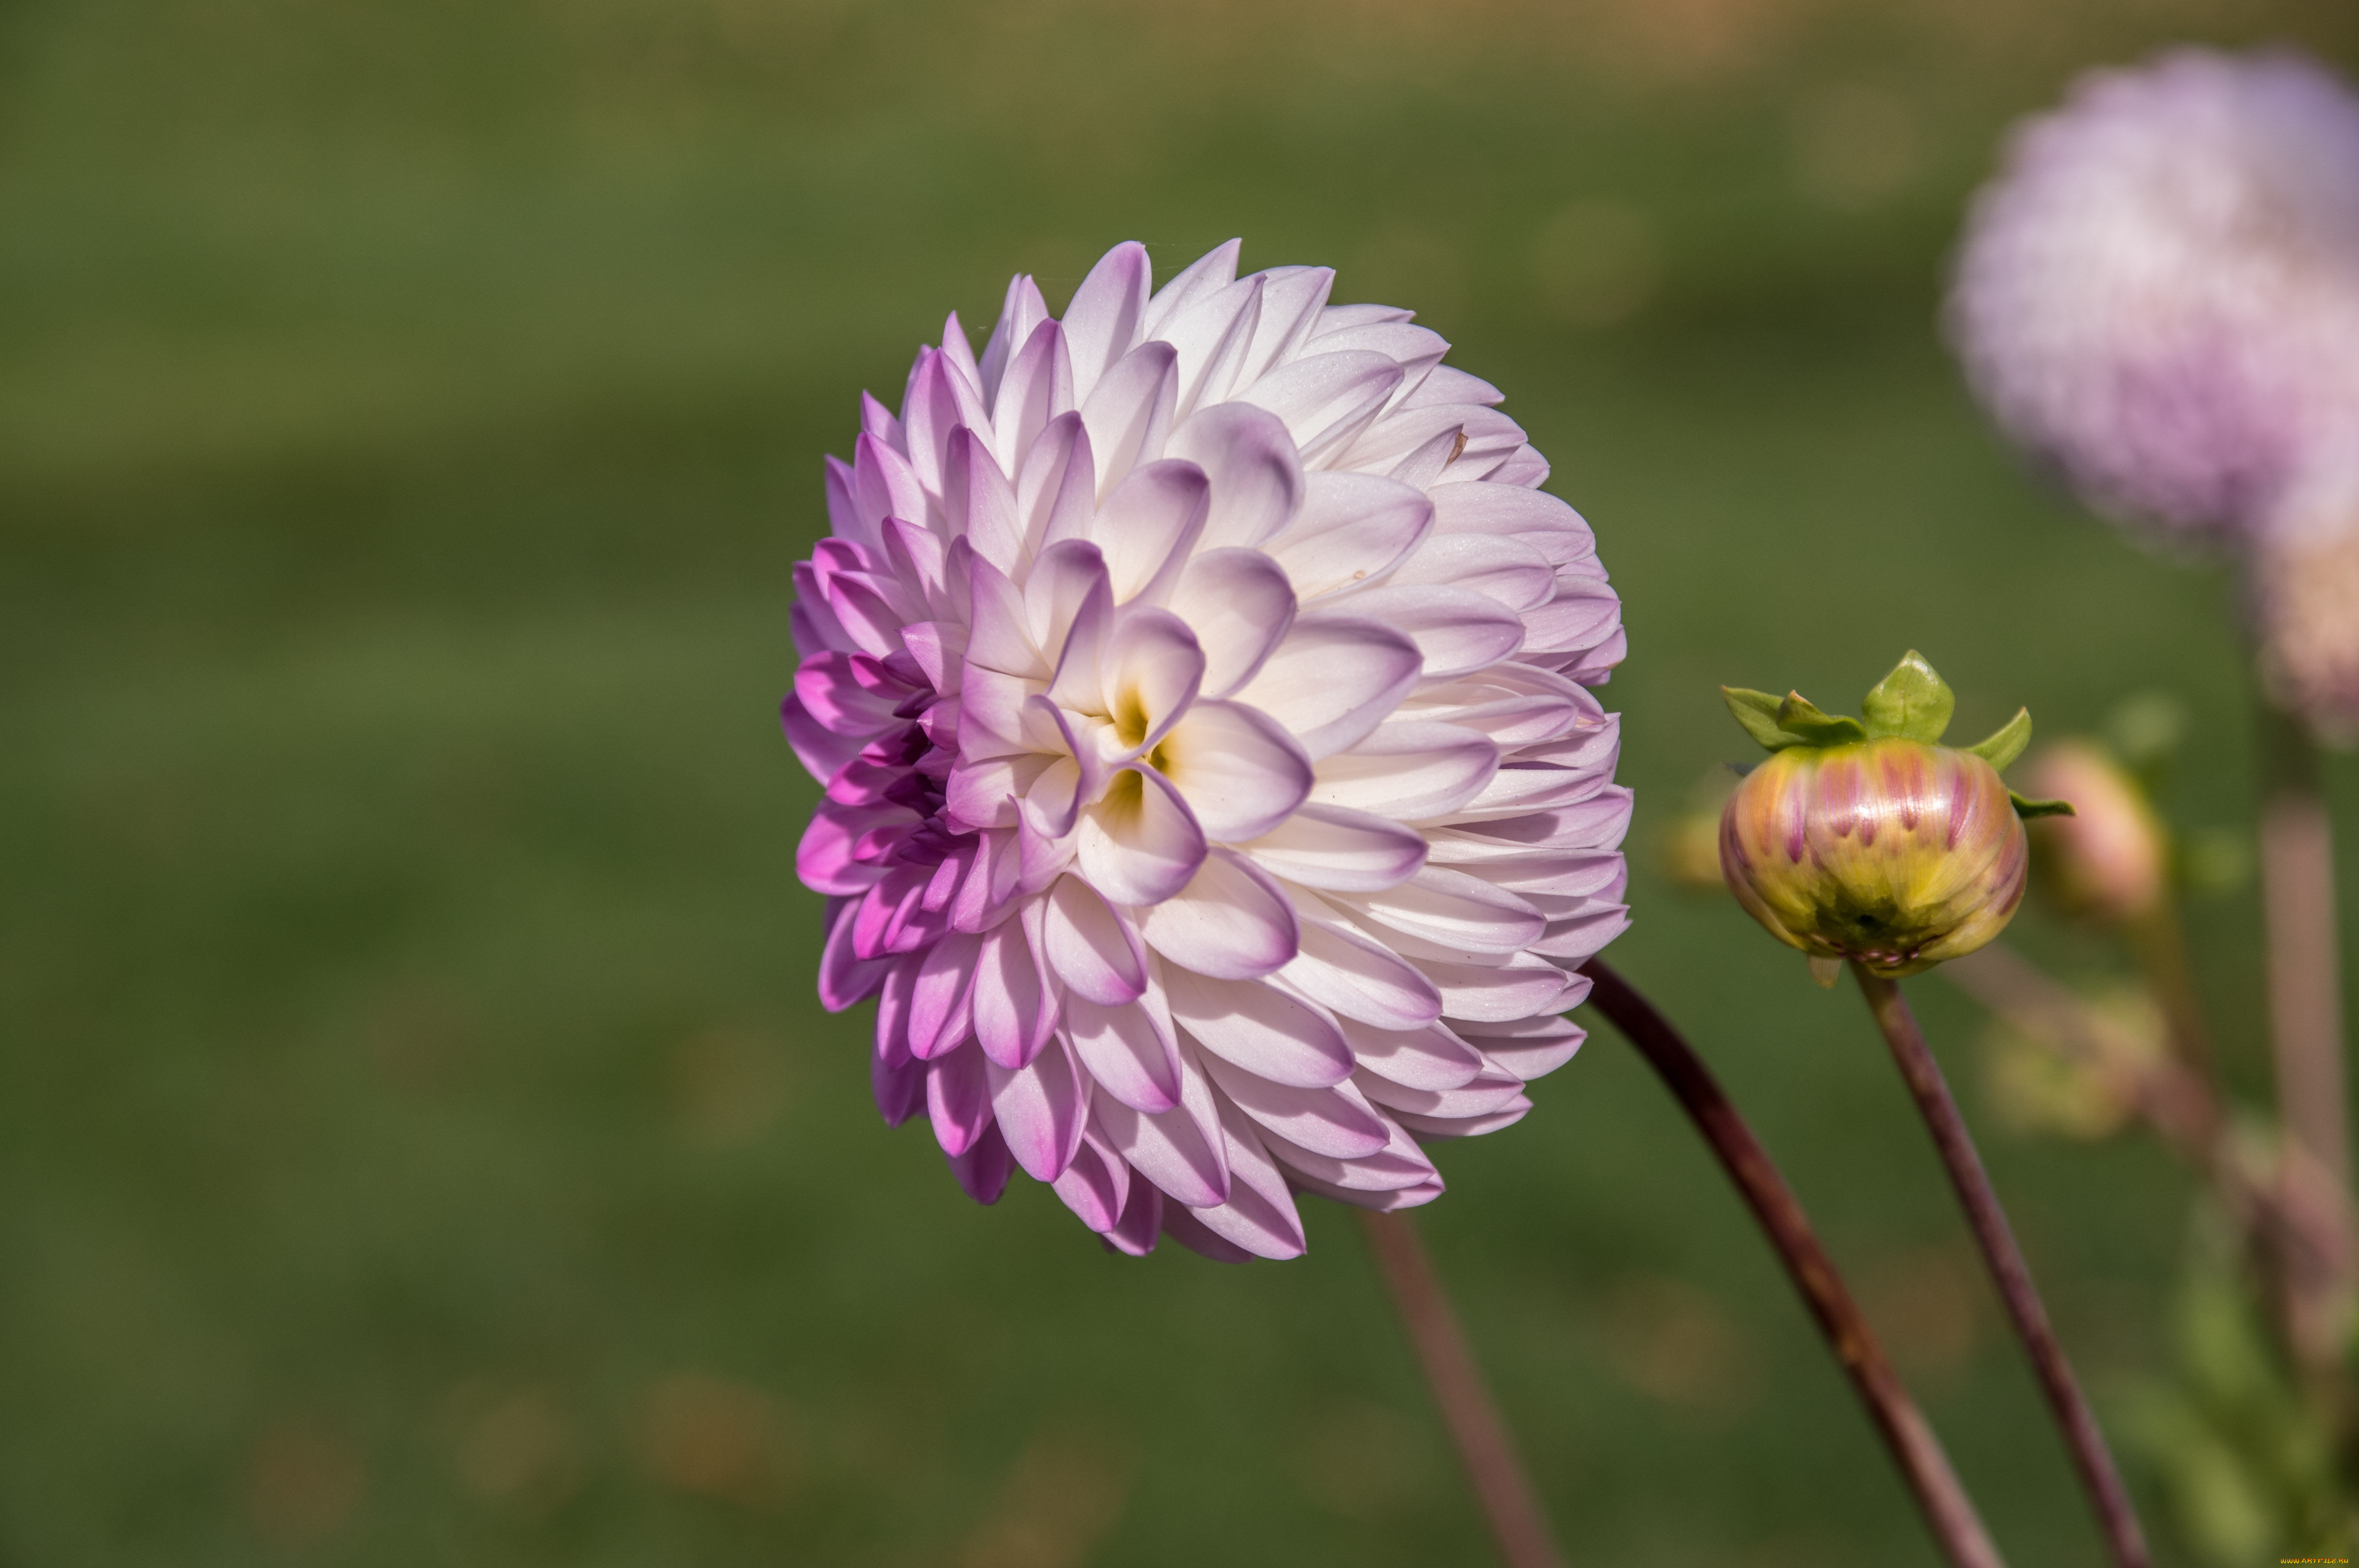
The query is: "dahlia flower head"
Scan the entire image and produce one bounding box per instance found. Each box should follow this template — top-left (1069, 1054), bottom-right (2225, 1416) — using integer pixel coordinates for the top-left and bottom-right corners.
top-left (782, 239), bottom-right (1630, 1261)
top-left (1949, 47), bottom-right (2359, 542)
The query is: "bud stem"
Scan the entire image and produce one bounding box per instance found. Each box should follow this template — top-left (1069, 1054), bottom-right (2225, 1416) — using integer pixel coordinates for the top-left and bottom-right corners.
top-left (1852, 964), bottom-right (2150, 1568)
top-left (1358, 1210), bottom-right (1565, 1568)
top-left (1581, 960), bottom-right (2008, 1568)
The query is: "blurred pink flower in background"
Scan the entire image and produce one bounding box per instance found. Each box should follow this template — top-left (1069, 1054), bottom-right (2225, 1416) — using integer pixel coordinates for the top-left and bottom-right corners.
top-left (1949, 48), bottom-right (2359, 546)
top-left (781, 241), bottom-right (1630, 1260)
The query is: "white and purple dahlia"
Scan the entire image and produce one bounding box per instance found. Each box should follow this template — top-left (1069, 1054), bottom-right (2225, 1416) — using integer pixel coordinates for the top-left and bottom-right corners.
top-left (1949, 48), bottom-right (2359, 542)
top-left (781, 239), bottom-right (1630, 1261)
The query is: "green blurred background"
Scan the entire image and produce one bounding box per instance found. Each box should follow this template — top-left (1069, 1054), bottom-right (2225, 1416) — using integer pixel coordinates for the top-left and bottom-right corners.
top-left (7, 0), bottom-right (2359, 1562)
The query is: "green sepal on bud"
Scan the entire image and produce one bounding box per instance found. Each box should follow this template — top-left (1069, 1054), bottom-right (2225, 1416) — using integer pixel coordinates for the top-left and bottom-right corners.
top-left (1716, 651), bottom-right (2071, 979)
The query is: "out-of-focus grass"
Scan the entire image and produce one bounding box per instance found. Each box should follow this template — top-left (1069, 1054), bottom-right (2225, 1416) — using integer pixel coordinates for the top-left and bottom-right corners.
top-left (4, 0), bottom-right (2357, 1563)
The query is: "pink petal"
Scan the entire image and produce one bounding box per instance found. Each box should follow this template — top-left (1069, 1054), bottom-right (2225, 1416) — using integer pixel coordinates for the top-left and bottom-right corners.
top-left (1337, 1016), bottom-right (1487, 1091)
top-left (1311, 722), bottom-right (1500, 820)
top-left (1163, 970), bottom-right (1353, 1088)
top-left (925, 1043), bottom-right (993, 1158)
top-left (1063, 971), bottom-right (1183, 1114)
top-left (1095, 605), bottom-right (1206, 756)
top-left (1092, 459), bottom-right (1208, 603)
top-left (1427, 481), bottom-right (1598, 571)
top-left (1196, 1051), bottom-right (1390, 1159)
top-left (1138, 850), bottom-right (1301, 980)
top-left (1076, 765), bottom-right (1208, 907)
top-left (946, 1119), bottom-right (1015, 1204)
top-left (1153, 700), bottom-right (1314, 844)
top-left (1419, 950), bottom-right (1581, 1021)
top-left (978, 272), bottom-right (1049, 405)
top-left (1277, 913), bottom-right (1445, 1030)
top-left (1062, 241), bottom-right (1153, 402)
top-left (1336, 867), bottom-right (1547, 956)
top-left (1167, 548), bottom-right (1297, 698)
top-left (1334, 584), bottom-right (1525, 680)
top-left (1163, 400), bottom-right (1305, 550)
top-left (1236, 350), bottom-right (1403, 462)
top-left (1042, 875), bottom-right (1148, 1005)
top-left (1241, 803), bottom-right (1427, 891)
top-left (1182, 1096), bottom-right (1307, 1260)
top-left (988, 1034), bottom-right (1088, 1182)
top-left (1388, 533), bottom-right (1557, 612)
top-left (1264, 471), bottom-right (1434, 600)
top-left (991, 319), bottom-right (1076, 476)
top-left (1161, 275), bottom-right (1263, 416)
top-left (1102, 1170), bottom-right (1164, 1256)
top-left (1051, 1120), bottom-right (1133, 1234)
top-left (907, 930), bottom-right (983, 1059)
top-left (1095, 1052), bottom-right (1230, 1207)
top-left (1263, 1108), bottom-right (1440, 1194)
top-left (972, 918), bottom-right (1058, 1070)
top-left (1236, 617), bottom-right (1423, 761)
top-left (1080, 341), bottom-right (1178, 498)
top-left (1456, 1014), bottom-right (1587, 1081)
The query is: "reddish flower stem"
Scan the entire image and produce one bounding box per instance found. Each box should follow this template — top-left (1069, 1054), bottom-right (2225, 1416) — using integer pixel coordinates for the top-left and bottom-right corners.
top-left (1580, 959), bottom-right (2007, 1568)
top-left (1852, 965), bottom-right (2149, 1568)
top-left (1359, 1210), bottom-right (1564, 1568)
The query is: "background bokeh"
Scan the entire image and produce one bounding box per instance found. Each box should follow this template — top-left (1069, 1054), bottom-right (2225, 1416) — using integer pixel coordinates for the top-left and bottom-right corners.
top-left (8, 0), bottom-right (2359, 1562)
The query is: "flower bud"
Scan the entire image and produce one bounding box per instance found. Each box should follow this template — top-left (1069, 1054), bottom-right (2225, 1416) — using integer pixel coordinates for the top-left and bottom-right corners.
top-left (2021, 740), bottom-right (2169, 924)
top-left (1717, 652), bottom-right (2065, 984)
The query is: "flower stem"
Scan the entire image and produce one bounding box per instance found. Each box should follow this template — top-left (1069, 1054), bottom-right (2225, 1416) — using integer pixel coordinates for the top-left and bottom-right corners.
top-left (1851, 964), bottom-right (2150, 1568)
top-left (1579, 959), bottom-right (2007, 1568)
top-left (1358, 1209), bottom-right (1564, 1568)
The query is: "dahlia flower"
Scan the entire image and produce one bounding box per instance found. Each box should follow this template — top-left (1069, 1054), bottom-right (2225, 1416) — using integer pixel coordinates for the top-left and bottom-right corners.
top-left (782, 240), bottom-right (1630, 1260)
top-left (1949, 48), bottom-right (2359, 543)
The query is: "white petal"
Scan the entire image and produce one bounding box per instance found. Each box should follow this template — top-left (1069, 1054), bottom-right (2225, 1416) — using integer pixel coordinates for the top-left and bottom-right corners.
top-left (1330, 584), bottom-right (1525, 680)
top-left (1393, 1097), bottom-right (1532, 1140)
top-left (1161, 275), bottom-right (1264, 416)
top-left (1236, 617), bottom-right (1423, 760)
top-left (1263, 470), bottom-right (1434, 600)
top-left (1076, 765), bottom-right (1208, 906)
top-left (1338, 1016), bottom-right (1486, 1091)
top-left (1138, 849), bottom-right (1300, 979)
top-left (1355, 1064), bottom-right (1529, 1120)
top-left (1236, 350), bottom-right (1404, 461)
top-left (1094, 605), bottom-right (1205, 755)
top-left (1236, 265), bottom-right (1336, 385)
top-left (1164, 401), bottom-right (1306, 550)
top-left (1277, 910), bottom-right (1445, 1030)
top-left (988, 1034), bottom-right (1089, 1181)
top-left (1167, 547), bottom-right (1297, 698)
top-left (1062, 241), bottom-right (1153, 402)
top-left (1335, 866), bottom-right (1547, 956)
top-left (1163, 969), bottom-right (1353, 1087)
top-left (1261, 1107), bottom-right (1438, 1192)
top-left (1312, 722), bottom-right (1499, 820)
top-left (1420, 950), bottom-right (1579, 1021)
top-left (1023, 537), bottom-right (1112, 657)
top-left (1092, 1053), bottom-right (1229, 1207)
top-left (1051, 1120), bottom-right (1133, 1234)
top-left (1387, 533), bottom-right (1557, 611)
top-left (1092, 458), bottom-right (1207, 603)
top-left (1152, 699), bottom-right (1314, 843)
top-left (1242, 803), bottom-right (1427, 891)
top-left (1185, 1093), bottom-right (1307, 1260)
top-left (1042, 874), bottom-right (1148, 1005)
top-left (1142, 238), bottom-right (1241, 339)
top-left (1080, 341), bottom-right (1178, 498)
top-left (979, 273), bottom-right (1049, 405)
top-left (991, 320), bottom-right (1076, 476)
top-left (1196, 1050), bottom-right (1390, 1159)
top-left (1457, 1014), bottom-right (1587, 1082)
top-left (1063, 981), bottom-right (1182, 1113)
top-left (1427, 481), bottom-right (1598, 570)
top-left (1014, 411), bottom-right (1094, 557)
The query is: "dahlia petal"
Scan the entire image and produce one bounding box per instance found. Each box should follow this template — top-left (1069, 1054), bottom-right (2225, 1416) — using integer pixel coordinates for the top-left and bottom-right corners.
top-left (1312, 722), bottom-right (1499, 820)
top-left (988, 1034), bottom-right (1089, 1182)
top-left (1076, 765), bottom-right (1208, 907)
top-left (1081, 341), bottom-right (1180, 498)
top-left (1137, 848), bottom-right (1301, 980)
top-left (1237, 617), bottom-right (1424, 760)
top-left (1141, 237), bottom-right (1241, 339)
top-left (1394, 1098), bottom-right (1533, 1140)
top-left (852, 432), bottom-right (929, 543)
top-left (1338, 1016), bottom-right (1486, 1091)
top-left (1164, 401), bottom-right (1306, 550)
top-left (1064, 988), bottom-right (1184, 1114)
top-left (992, 319), bottom-right (1076, 474)
top-left (1456, 1014), bottom-right (1587, 1081)
top-left (1096, 1051), bottom-right (1231, 1207)
top-left (1258, 1107), bottom-right (1438, 1193)
top-left (939, 310), bottom-right (986, 402)
top-left (1093, 458), bottom-right (1209, 603)
top-left (1163, 970), bottom-right (1353, 1088)
top-left (1237, 350), bottom-right (1404, 461)
top-left (972, 918), bottom-right (1058, 1070)
top-left (1488, 446), bottom-right (1551, 488)
top-left (1406, 364), bottom-right (1505, 409)
top-left (1052, 1121), bottom-right (1133, 1234)
top-left (926, 1043), bottom-right (994, 1158)
top-left (1306, 321), bottom-right (1450, 399)
top-left (1355, 1065), bottom-right (1529, 1120)
top-left (1043, 875), bottom-right (1148, 1005)
top-left (1519, 579), bottom-right (1622, 655)
top-left (1239, 803), bottom-right (1428, 891)
top-left (1528, 902), bottom-right (1632, 961)
top-left (821, 896), bottom-right (893, 1011)
top-left (1334, 584), bottom-right (1527, 680)
top-left (1062, 239), bottom-right (1153, 402)
top-left (1185, 1095), bottom-right (1308, 1260)
top-left (1160, 1202), bottom-right (1256, 1264)
top-left (1417, 950), bottom-right (1581, 1021)
top-left (798, 804), bottom-right (894, 896)
top-left (1427, 481), bottom-right (1598, 570)
top-left (962, 556), bottom-right (1040, 678)
top-left (907, 930), bottom-right (982, 1059)
top-left (979, 272), bottom-right (1049, 405)
top-left (1023, 538), bottom-right (1112, 657)
top-left (1264, 471), bottom-right (1434, 600)
top-left (1163, 275), bottom-right (1265, 416)
top-left (946, 1119), bottom-right (1015, 1204)
top-left (1287, 1171), bottom-right (1446, 1211)
top-left (1095, 605), bottom-right (1206, 756)
top-left (949, 428), bottom-right (1025, 574)
top-left (1337, 867), bottom-right (1548, 956)
top-left (1275, 912), bottom-right (1446, 1030)
top-left (1387, 533), bottom-right (1557, 612)
top-left (1237, 265), bottom-right (1337, 386)
top-left (1197, 1049), bottom-right (1391, 1160)
top-left (1166, 547), bottom-right (1297, 699)
top-left (1309, 301), bottom-right (1415, 337)
top-left (1152, 699), bottom-right (1314, 843)
top-left (1102, 1170), bottom-right (1164, 1256)
top-left (1016, 410), bottom-right (1096, 556)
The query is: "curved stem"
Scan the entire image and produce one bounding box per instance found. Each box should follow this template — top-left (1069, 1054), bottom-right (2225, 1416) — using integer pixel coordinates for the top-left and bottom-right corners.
top-left (1852, 964), bottom-right (2150, 1568)
top-left (1579, 960), bottom-right (2007, 1568)
top-left (1358, 1210), bottom-right (1565, 1568)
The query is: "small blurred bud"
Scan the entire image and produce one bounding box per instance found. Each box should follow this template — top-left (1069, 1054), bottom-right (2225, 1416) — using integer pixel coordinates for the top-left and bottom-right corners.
top-left (1718, 652), bottom-right (2058, 981)
top-left (1981, 985), bottom-right (2166, 1141)
top-left (2023, 741), bottom-right (2170, 925)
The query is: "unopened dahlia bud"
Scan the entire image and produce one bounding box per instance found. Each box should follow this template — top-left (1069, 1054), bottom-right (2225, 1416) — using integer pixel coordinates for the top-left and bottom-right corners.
top-left (1949, 48), bottom-right (2359, 544)
top-left (2021, 740), bottom-right (2169, 924)
top-left (1718, 652), bottom-right (2068, 984)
